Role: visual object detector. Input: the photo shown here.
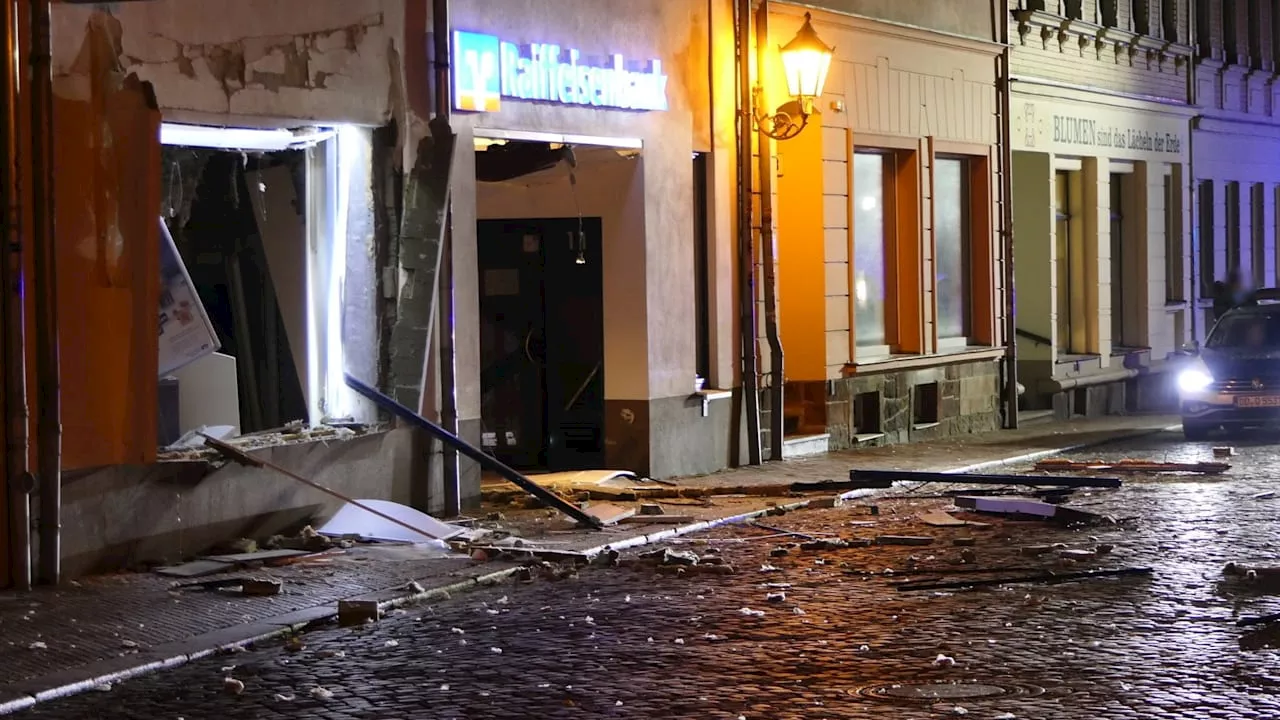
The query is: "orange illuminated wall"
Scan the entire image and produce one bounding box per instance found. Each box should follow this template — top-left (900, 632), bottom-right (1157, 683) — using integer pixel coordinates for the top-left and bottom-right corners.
top-left (776, 124), bottom-right (828, 381)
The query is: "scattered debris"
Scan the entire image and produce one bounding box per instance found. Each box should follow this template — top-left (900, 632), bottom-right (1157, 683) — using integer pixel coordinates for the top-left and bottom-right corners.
top-left (953, 537), bottom-right (976, 547)
top-left (800, 538), bottom-right (853, 551)
top-left (1213, 446), bottom-right (1236, 457)
top-left (1034, 458), bottom-right (1228, 475)
top-left (739, 607), bottom-right (766, 617)
top-left (638, 503), bottom-right (665, 516)
top-left (28, 641), bottom-right (47, 650)
top-left (765, 592), bottom-right (787, 603)
top-left (310, 686), bottom-right (334, 700)
top-left (933, 654), bottom-right (956, 667)
top-left (1255, 491), bottom-right (1277, 500)
top-left (274, 693), bottom-right (296, 702)
top-left (581, 502), bottom-right (638, 526)
top-left (954, 496), bottom-right (1111, 526)
top-left (223, 677), bottom-right (245, 695)
top-left (619, 514), bottom-right (696, 525)
top-left (240, 578), bottom-right (283, 597)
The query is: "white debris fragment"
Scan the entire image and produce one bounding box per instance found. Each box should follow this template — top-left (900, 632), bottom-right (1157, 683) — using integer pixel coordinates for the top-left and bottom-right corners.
top-left (792, 607), bottom-right (806, 616)
top-left (316, 649), bottom-right (345, 659)
top-left (490, 647), bottom-right (503, 654)
top-left (739, 607), bottom-right (766, 617)
top-left (92, 683), bottom-right (112, 692)
top-left (310, 686), bottom-right (334, 700)
top-left (120, 640), bottom-right (139, 649)
top-left (440, 684), bottom-right (451, 691)
top-left (625, 595), bottom-right (632, 603)
top-left (486, 609), bottom-right (500, 615)
top-left (497, 595), bottom-right (509, 604)
top-left (995, 714), bottom-right (1016, 720)
top-left (27, 641), bottom-right (47, 650)
top-left (951, 706), bottom-right (968, 716)
top-left (858, 644), bottom-right (870, 652)
top-left (616, 700), bottom-right (624, 706)
top-left (933, 654), bottom-right (956, 667)
top-left (647, 637), bottom-right (655, 643)
top-left (273, 693), bottom-right (295, 702)
top-left (760, 565), bottom-right (781, 573)
top-left (223, 678), bottom-right (245, 695)
top-left (451, 627), bottom-right (465, 635)
top-left (584, 616), bottom-right (596, 625)
top-left (765, 592), bottom-right (787, 603)
top-left (384, 640), bottom-right (399, 647)
top-left (674, 638), bottom-right (685, 645)
top-left (703, 633), bottom-right (725, 641)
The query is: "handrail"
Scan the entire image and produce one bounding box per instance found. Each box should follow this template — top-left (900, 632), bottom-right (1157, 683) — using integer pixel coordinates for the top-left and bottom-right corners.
top-left (1015, 328), bottom-right (1052, 346)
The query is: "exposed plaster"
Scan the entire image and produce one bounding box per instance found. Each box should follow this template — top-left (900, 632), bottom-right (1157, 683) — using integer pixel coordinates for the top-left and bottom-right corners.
top-left (69, 9), bottom-right (390, 120)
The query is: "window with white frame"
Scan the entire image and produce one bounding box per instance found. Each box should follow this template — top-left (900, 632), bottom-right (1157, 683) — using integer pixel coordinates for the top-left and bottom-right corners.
top-left (934, 157), bottom-right (971, 346)
top-left (852, 152), bottom-right (890, 353)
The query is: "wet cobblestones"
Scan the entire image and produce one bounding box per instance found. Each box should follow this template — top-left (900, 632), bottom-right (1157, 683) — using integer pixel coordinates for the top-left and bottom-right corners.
top-left (19, 429), bottom-right (1280, 719)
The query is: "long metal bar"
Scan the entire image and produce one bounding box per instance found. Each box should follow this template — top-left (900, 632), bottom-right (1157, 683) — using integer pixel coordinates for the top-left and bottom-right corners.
top-left (30, 0), bottom-right (59, 585)
top-left (754, 2), bottom-right (784, 462)
top-left (345, 373), bottom-right (604, 529)
top-left (735, 0), bottom-right (762, 465)
top-left (894, 566), bottom-right (1152, 593)
top-left (432, 0), bottom-right (460, 518)
top-left (2, 0), bottom-right (31, 590)
top-left (199, 434), bottom-right (454, 541)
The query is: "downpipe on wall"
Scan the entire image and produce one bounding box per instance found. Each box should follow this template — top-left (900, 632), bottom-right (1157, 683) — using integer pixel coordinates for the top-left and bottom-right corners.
top-left (754, 2), bottom-right (784, 460)
top-left (1, 0), bottom-right (32, 590)
top-left (432, 0), bottom-right (461, 517)
top-left (996, 0), bottom-right (1019, 430)
top-left (735, 0), bottom-right (762, 465)
top-left (30, 0), bottom-right (60, 584)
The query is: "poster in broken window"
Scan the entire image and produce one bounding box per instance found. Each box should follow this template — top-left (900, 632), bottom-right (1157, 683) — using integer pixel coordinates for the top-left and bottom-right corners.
top-left (158, 217), bottom-right (220, 376)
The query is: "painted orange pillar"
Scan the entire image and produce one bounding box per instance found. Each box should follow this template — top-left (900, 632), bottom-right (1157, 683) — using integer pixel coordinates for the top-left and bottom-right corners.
top-left (776, 123), bottom-right (828, 381)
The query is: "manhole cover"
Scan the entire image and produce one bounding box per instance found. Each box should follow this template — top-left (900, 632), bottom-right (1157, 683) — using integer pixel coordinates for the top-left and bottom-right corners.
top-left (854, 680), bottom-right (1047, 704)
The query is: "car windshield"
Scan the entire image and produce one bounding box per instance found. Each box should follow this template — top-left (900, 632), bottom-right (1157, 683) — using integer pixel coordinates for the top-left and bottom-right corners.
top-left (1206, 312), bottom-right (1280, 349)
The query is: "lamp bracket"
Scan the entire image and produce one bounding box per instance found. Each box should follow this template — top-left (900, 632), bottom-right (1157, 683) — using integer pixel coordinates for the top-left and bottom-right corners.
top-left (751, 87), bottom-right (811, 141)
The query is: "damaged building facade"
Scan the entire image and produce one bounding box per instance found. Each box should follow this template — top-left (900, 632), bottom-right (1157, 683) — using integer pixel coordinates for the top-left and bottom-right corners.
top-left (2, 0), bottom-right (1025, 586)
top-left (0, 0), bottom-right (746, 581)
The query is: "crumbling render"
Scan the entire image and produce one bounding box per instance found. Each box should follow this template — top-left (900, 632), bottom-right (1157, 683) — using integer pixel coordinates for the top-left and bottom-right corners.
top-left (67, 7), bottom-right (390, 116)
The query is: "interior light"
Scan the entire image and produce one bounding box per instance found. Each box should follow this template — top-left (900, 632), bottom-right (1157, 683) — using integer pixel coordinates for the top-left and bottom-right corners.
top-left (860, 196), bottom-right (877, 211)
top-left (160, 123), bottom-right (335, 151)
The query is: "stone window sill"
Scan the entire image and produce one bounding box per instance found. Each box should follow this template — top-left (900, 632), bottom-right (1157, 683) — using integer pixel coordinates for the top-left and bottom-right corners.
top-left (843, 346), bottom-right (1005, 377)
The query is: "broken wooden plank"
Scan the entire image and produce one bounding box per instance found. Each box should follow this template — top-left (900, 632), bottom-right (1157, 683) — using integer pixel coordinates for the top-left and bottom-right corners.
top-left (894, 566), bottom-right (1153, 592)
top-left (1033, 458), bottom-right (1229, 475)
top-left (849, 468), bottom-right (1122, 489)
top-left (582, 502), bottom-right (637, 526)
top-left (920, 511), bottom-right (991, 528)
top-left (155, 560), bottom-right (234, 578)
top-left (202, 549), bottom-right (311, 564)
top-left (619, 514), bottom-right (696, 525)
top-left (875, 535), bottom-right (935, 546)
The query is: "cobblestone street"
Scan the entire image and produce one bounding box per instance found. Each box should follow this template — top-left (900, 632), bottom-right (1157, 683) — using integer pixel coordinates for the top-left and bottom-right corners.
top-left (17, 428), bottom-right (1280, 719)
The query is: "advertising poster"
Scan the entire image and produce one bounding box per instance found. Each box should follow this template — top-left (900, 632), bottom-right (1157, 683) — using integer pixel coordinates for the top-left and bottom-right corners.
top-left (158, 217), bottom-right (220, 376)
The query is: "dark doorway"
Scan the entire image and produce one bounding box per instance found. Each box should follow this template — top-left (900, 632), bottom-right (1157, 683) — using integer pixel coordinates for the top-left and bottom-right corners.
top-left (478, 217), bottom-right (605, 471)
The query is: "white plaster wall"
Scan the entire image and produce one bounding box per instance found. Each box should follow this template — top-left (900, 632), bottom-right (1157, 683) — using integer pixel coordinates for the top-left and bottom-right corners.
top-left (52, 0), bottom-right (405, 127)
top-left (443, 0), bottom-right (714, 402)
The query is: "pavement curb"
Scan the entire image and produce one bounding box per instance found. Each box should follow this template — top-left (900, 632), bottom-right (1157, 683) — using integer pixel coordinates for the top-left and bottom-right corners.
top-left (0, 420), bottom-right (1176, 715)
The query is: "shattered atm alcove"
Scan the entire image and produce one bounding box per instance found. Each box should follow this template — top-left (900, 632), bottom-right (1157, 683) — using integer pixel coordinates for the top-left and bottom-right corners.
top-left (156, 122), bottom-right (380, 459)
top-left (52, 122), bottom-right (399, 577)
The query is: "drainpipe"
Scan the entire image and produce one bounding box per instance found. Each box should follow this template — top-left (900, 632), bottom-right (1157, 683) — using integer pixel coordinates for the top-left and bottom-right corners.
top-left (754, 2), bottom-right (784, 460)
top-left (996, 0), bottom-right (1019, 429)
top-left (432, 0), bottom-right (460, 517)
top-left (1, 0), bottom-right (32, 591)
top-left (30, 0), bottom-right (59, 585)
top-left (735, 0), bottom-right (762, 465)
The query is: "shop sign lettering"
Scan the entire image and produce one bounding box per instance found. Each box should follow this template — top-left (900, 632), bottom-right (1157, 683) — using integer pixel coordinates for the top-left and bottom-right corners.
top-left (1049, 115), bottom-right (1183, 154)
top-left (452, 30), bottom-right (669, 113)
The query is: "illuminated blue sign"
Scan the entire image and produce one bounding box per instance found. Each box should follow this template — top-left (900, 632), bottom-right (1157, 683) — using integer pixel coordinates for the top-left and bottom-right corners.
top-left (452, 30), bottom-right (669, 113)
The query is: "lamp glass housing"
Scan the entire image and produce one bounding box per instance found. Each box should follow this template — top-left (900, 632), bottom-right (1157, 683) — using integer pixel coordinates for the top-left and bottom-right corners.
top-left (779, 13), bottom-right (834, 106)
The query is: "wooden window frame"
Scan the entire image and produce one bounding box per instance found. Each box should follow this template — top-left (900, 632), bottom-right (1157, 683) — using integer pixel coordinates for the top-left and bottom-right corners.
top-left (933, 141), bottom-right (997, 351)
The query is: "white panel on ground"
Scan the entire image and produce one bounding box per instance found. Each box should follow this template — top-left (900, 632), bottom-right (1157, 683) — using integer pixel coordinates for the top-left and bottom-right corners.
top-left (317, 499), bottom-right (465, 545)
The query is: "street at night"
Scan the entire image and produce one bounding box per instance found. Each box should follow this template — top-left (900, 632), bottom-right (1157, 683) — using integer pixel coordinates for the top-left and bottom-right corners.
top-left (13, 430), bottom-right (1280, 719)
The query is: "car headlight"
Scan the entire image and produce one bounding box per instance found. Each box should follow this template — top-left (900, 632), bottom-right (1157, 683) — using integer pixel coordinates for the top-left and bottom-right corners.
top-left (1177, 368), bottom-right (1214, 393)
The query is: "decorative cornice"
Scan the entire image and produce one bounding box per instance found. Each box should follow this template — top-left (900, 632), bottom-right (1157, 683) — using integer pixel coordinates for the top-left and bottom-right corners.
top-left (1012, 9), bottom-right (1193, 69)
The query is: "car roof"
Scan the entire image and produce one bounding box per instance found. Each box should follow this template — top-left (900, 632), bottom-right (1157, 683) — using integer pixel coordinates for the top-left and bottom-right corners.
top-left (1222, 303), bottom-right (1280, 317)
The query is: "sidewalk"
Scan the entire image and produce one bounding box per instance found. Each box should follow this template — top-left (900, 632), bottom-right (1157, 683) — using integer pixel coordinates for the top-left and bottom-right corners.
top-left (0, 413), bottom-right (1177, 714)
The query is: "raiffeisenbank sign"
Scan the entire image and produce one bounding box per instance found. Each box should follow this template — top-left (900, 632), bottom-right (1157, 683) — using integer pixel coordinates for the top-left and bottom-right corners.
top-left (452, 30), bottom-right (669, 113)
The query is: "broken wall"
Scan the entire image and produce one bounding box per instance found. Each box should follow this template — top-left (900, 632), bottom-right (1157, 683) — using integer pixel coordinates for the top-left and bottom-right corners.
top-left (51, 0), bottom-right (407, 127)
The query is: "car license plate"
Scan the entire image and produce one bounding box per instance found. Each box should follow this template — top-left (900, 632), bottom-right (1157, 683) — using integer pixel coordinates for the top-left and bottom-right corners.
top-left (1237, 395), bottom-right (1280, 408)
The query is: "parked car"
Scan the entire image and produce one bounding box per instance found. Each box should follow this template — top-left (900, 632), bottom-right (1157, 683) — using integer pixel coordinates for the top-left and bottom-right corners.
top-left (1177, 303), bottom-right (1280, 440)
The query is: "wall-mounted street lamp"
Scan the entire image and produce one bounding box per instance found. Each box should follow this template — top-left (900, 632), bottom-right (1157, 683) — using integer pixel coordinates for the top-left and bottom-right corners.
top-left (753, 12), bottom-right (835, 141)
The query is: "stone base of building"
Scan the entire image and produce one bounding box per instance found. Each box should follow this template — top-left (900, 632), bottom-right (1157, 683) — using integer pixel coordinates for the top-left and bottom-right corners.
top-left (769, 358), bottom-right (1004, 452)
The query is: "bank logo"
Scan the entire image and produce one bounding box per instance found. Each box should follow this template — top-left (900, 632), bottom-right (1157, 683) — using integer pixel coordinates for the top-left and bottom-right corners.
top-left (454, 30), bottom-right (501, 112)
